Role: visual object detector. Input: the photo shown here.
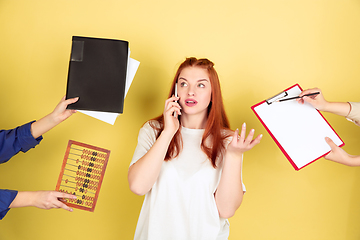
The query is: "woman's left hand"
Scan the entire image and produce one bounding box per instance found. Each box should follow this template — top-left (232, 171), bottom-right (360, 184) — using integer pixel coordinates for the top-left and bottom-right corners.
top-left (226, 123), bottom-right (262, 158)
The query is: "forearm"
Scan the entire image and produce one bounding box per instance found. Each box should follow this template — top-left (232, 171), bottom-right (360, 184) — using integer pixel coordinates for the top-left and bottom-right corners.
top-left (328, 154), bottom-right (360, 167)
top-left (348, 155), bottom-right (360, 166)
top-left (9, 190), bottom-right (76, 211)
top-left (321, 102), bottom-right (351, 117)
top-left (128, 131), bottom-right (174, 195)
top-left (215, 153), bottom-right (244, 219)
top-left (9, 191), bottom-right (37, 208)
top-left (30, 97), bottom-right (78, 139)
top-left (30, 113), bottom-right (60, 139)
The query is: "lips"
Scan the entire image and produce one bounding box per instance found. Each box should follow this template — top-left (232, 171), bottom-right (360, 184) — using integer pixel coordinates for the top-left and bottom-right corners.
top-left (185, 98), bottom-right (198, 107)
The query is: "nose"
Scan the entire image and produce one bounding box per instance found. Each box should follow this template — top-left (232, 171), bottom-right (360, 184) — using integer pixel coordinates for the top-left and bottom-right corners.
top-left (187, 85), bottom-right (195, 96)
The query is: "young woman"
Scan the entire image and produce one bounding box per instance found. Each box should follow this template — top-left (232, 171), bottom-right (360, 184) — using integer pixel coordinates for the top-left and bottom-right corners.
top-left (128, 57), bottom-right (262, 240)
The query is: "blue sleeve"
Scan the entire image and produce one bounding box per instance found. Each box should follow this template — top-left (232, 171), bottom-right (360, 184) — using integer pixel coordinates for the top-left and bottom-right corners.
top-left (0, 189), bottom-right (18, 220)
top-left (0, 121), bottom-right (43, 164)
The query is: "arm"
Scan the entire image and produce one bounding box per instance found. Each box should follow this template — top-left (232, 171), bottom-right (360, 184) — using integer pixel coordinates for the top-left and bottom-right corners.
top-left (30, 96), bottom-right (78, 139)
top-left (324, 137), bottom-right (360, 166)
top-left (128, 96), bottom-right (181, 196)
top-left (297, 88), bottom-right (350, 116)
top-left (215, 123), bottom-right (262, 218)
top-left (0, 122), bottom-right (41, 163)
top-left (9, 191), bottom-right (77, 212)
top-left (0, 96), bottom-right (78, 164)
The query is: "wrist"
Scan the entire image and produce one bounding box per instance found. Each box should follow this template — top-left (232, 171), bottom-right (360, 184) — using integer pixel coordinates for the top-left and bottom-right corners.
top-left (316, 101), bottom-right (331, 112)
top-left (48, 111), bottom-right (62, 125)
top-left (225, 151), bottom-right (243, 162)
top-left (161, 128), bottom-right (177, 140)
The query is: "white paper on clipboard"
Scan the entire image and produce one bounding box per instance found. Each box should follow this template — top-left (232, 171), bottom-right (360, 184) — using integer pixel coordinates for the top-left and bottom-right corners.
top-left (251, 84), bottom-right (344, 170)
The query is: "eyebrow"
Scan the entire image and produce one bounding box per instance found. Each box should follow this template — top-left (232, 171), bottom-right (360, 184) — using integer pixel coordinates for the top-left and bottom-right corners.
top-left (178, 77), bottom-right (209, 82)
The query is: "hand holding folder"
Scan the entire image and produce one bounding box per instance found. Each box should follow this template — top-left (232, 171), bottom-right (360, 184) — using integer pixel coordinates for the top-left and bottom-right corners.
top-left (66, 36), bottom-right (140, 125)
top-left (251, 84), bottom-right (344, 170)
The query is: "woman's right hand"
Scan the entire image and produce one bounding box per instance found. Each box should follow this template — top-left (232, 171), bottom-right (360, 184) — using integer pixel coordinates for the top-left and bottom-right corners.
top-left (163, 95), bottom-right (181, 136)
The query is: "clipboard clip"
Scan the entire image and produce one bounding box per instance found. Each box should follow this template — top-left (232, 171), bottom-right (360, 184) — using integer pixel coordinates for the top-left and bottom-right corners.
top-left (265, 91), bottom-right (288, 105)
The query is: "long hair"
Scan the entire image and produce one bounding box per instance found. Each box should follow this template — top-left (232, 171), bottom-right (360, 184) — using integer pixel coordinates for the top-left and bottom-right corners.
top-left (149, 57), bottom-right (231, 168)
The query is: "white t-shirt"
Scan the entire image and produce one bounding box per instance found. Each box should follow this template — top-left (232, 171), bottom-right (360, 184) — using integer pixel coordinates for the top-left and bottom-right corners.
top-left (130, 121), bottom-right (246, 240)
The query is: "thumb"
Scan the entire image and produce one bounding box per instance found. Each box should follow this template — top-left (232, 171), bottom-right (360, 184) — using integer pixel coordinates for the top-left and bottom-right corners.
top-left (325, 137), bottom-right (337, 150)
top-left (303, 96), bottom-right (316, 105)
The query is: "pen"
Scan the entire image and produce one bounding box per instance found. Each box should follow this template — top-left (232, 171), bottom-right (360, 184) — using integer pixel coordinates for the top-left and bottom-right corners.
top-left (277, 92), bottom-right (320, 102)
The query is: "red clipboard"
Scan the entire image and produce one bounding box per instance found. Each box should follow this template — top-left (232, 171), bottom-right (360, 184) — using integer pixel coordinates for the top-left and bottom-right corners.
top-left (251, 84), bottom-right (344, 170)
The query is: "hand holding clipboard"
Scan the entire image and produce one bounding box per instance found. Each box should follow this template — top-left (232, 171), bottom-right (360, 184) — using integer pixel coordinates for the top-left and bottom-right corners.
top-left (251, 84), bottom-right (344, 170)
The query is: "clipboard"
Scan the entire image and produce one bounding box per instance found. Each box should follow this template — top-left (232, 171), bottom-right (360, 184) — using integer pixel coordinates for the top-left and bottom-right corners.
top-left (251, 84), bottom-right (344, 170)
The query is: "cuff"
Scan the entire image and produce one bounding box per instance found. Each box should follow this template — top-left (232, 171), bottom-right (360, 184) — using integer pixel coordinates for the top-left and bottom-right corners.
top-left (346, 102), bottom-right (360, 127)
top-left (17, 121), bottom-right (43, 152)
top-left (0, 189), bottom-right (18, 220)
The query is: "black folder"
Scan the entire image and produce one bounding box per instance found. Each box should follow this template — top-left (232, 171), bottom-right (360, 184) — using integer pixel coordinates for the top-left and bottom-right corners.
top-left (66, 36), bottom-right (129, 113)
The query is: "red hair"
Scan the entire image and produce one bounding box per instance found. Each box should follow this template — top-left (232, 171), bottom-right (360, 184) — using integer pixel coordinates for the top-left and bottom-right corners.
top-left (149, 57), bottom-right (231, 168)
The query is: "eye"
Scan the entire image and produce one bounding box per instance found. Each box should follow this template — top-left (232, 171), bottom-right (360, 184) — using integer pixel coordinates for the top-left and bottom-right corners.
top-left (180, 82), bottom-right (188, 87)
top-left (198, 83), bottom-right (205, 88)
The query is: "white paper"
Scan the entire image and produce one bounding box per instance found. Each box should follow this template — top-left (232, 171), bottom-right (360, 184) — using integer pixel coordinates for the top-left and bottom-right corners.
top-left (253, 85), bottom-right (343, 170)
top-left (78, 52), bottom-right (140, 125)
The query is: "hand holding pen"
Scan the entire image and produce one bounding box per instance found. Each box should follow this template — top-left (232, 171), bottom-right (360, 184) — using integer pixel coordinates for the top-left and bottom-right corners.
top-left (296, 88), bottom-right (328, 111)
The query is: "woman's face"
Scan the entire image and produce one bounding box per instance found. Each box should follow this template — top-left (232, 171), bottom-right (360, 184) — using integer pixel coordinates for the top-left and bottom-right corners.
top-left (176, 66), bottom-right (212, 118)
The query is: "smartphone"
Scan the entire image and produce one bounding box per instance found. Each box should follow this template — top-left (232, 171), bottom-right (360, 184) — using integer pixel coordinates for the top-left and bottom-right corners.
top-left (173, 83), bottom-right (178, 118)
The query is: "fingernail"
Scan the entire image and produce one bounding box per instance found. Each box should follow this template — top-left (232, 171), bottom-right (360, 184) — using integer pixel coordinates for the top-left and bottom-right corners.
top-left (243, 122), bottom-right (246, 127)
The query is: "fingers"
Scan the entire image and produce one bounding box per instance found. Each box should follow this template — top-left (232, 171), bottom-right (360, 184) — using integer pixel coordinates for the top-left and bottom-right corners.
top-left (53, 96), bottom-right (79, 117)
top-left (55, 192), bottom-right (77, 200)
top-left (299, 88), bottom-right (321, 97)
top-left (238, 123), bottom-right (246, 142)
top-left (165, 103), bottom-right (181, 117)
top-left (244, 128), bottom-right (255, 144)
top-left (250, 133), bottom-right (263, 147)
top-left (165, 96), bottom-right (179, 106)
top-left (53, 192), bottom-right (76, 212)
top-left (298, 88), bottom-right (320, 103)
top-left (325, 137), bottom-right (337, 150)
top-left (62, 96), bottom-right (79, 107)
top-left (235, 123), bottom-right (262, 150)
top-left (323, 137), bottom-right (341, 162)
top-left (56, 201), bottom-right (74, 212)
top-left (164, 96), bottom-right (181, 116)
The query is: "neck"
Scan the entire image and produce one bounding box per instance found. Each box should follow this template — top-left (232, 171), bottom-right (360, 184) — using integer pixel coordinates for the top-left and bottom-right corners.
top-left (180, 113), bottom-right (208, 129)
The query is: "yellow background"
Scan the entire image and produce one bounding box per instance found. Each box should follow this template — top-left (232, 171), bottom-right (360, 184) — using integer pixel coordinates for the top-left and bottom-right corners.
top-left (0, 0), bottom-right (360, 239)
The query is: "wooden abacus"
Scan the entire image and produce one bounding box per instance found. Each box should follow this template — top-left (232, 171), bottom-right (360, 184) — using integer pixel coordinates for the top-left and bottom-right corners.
top-left (55, 140), bottom-right (110, 212)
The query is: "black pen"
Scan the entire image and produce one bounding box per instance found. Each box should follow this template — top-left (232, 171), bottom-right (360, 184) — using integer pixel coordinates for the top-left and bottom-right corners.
top-left (277, 92), bottom-right (320, 102)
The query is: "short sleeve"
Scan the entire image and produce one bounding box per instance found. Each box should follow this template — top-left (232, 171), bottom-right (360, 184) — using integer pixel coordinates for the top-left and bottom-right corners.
top-left (346, 102), bottom-right (360, 127)
top-left (130, 121), bottom-right (158, 167)
top-left (0, 189), bottom-right (18, 220)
